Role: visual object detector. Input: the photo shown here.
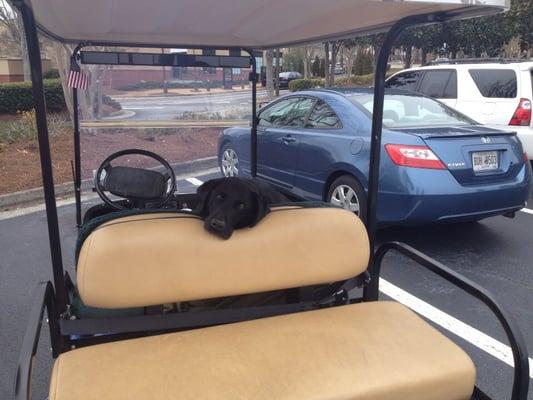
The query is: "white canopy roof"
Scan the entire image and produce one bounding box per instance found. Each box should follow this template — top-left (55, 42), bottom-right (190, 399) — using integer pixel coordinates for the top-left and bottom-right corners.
top-left (28, 0), bottom-right (508, 48)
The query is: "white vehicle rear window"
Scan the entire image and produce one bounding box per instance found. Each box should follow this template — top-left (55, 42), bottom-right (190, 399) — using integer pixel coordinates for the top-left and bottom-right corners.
top-left (468, 69), bottom-right (517, 98)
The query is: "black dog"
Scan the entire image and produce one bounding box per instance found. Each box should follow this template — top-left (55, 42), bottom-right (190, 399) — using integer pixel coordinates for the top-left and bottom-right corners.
top-left (196, 177), bottom-right (288, 239)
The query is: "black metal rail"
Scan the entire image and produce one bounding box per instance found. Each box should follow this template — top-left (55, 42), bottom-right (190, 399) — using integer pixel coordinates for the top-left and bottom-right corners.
top-left (363, 241), bottom-right (530, 400)
top-left (12, 282), bottom-right (61, 400)
top-left (15, 0), bottom-right (67, 314)
top-left (366, 13), bottom-right (443, 255)
top-left (244, 48), bottom-right (258, 177)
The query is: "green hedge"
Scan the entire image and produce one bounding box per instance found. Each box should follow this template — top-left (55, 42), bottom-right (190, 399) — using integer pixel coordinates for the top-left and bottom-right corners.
top-left (288, 78), bottom-right (325, 92)
top-left (334, 74), bottom-right (375, 88)
top-left (0, 78), bottom-right (66, 114)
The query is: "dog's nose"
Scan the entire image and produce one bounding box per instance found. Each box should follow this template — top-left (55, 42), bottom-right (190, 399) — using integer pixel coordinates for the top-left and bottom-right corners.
top-left (210, 218), bottom-right (226, 231)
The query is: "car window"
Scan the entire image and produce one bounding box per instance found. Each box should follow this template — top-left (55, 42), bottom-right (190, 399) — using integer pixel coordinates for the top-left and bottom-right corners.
top-left (386, 71), bottom-right (421, 91)
top-left (258, 98), bottom-right (300, 127)
top-left (468, 69), bottom-right (517, 98)
top-left (348, 93), bottom-right (475, 128)
top-left (306, 100), bottom-right (342, 129)
top-left (418, 70), bottom-right (457, 99)
top-left (284, 97), bottom-right (315, 127)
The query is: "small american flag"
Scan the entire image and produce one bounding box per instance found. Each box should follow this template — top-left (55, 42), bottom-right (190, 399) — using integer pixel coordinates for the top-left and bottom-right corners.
top-left (67, 56), bottom-right (89, 90)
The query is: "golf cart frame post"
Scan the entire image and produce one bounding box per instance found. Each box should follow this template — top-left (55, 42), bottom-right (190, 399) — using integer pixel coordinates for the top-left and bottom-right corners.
top-left (12, 0), bottom-right (530, 398)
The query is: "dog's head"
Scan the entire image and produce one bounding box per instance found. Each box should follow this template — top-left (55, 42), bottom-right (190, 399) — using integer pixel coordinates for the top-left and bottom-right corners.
top-left (196, 178), bottom-right (269, 239)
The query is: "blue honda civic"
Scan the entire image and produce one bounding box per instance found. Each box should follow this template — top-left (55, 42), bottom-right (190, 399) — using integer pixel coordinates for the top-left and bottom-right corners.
top-left (218, 88), bottom-right (531, 225)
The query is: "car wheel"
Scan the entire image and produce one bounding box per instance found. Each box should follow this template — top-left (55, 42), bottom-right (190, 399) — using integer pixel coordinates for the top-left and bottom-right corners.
top-left (220, 144), bottom-right (240, 177)
top-left (327, 175), bottom-right (367, 222)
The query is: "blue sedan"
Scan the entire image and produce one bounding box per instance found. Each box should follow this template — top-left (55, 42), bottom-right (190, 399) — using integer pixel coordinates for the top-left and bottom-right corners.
top-left (218, 88), bottom-right (531, 225)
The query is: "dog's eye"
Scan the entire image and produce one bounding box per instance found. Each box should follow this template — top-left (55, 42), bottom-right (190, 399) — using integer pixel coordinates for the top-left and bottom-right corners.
top-left (235, 202), bottom-right (246, 210)
top-left (215, 193), bottom-right (225, 201)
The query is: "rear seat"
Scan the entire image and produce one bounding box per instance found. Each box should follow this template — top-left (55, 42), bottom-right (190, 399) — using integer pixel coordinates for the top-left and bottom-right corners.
top-left (52, 206), bottom-right (476, 400)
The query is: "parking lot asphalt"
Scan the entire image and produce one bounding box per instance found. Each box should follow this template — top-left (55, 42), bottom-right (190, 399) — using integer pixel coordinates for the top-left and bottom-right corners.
top-left (113, 89), bottom-right (274, 120)
top-left (0, 170), bottom-right (532, 399)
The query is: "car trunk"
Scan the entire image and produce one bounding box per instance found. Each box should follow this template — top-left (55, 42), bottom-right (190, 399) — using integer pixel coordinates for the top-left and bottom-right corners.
top-left (398, 126), bottom-right (525, 185)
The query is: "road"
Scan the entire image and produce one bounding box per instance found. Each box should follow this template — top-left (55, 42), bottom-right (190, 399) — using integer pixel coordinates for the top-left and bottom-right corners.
top-left (111, 89), bottom-right (276, 121)
top-left (0, 169), bottom-right (532, 399)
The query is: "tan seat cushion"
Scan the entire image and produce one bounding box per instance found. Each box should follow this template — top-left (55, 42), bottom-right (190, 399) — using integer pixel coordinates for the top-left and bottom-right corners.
top-left (50, 301), bottom-right (475, 400)
top-left (77, 207), bottom-right (370, 308)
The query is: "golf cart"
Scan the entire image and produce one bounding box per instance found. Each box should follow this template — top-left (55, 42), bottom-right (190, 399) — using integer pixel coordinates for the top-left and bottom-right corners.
top-left (11, 0), bottom-right (530, 399)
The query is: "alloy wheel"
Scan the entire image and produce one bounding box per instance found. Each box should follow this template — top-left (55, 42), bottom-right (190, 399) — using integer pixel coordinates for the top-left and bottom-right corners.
top-left (330, 185), bottom-right (360, 214)
top-left (221, 148), bottom-right (239, 177)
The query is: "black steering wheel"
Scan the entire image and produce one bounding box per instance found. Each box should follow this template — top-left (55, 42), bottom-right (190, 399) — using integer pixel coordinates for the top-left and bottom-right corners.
top-left (95, 149), bottom-right (176, 210)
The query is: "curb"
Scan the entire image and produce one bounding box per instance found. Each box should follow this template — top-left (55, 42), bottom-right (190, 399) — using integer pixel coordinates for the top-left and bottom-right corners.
top-left (100, 110), bottom-right (136, 120)
top-left (0, 156), bottom-right (218, 209)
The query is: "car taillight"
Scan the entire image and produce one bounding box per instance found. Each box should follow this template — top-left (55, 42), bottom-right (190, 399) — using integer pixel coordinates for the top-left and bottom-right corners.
top-left (509, 98), bottom-right (532, 126)
top-left (385, 144), bottom-right (445, 169)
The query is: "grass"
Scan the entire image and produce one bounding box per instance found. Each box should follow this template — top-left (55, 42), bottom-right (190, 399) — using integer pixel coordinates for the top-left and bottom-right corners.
top-left (0, 112), bottom-right (71, 144)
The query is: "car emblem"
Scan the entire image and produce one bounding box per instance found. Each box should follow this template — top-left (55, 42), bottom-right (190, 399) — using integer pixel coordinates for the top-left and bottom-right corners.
top-left (481, 137), bottom-right (492, 144)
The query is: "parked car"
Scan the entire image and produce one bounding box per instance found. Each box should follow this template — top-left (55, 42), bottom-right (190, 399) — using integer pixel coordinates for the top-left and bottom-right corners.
top-left (334, 65), bottom-right (345, 75)
top-left (218, 88), bottom-right (531, 225)
top-left (260, 71), bottom-right (302, 88)
top-left (278, 71), bottom-right (302, 88)
top-left (386, 60), bottom-right (533, 160)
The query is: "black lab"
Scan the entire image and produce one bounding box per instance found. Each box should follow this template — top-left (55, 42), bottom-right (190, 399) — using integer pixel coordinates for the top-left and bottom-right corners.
top-left (196, 177), bottom-right (288, 239)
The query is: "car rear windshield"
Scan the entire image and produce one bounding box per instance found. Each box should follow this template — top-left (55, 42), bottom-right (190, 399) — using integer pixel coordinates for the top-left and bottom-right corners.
top-left (348, 93), bottom-right (476, 128)
top-left (468, 69), bottom-right (517, 98)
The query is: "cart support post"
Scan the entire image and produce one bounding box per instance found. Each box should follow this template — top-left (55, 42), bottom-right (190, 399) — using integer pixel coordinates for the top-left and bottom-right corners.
top-left (244, 49), bottom-right (258, 177)
top-left (73, 87), bottom-right (82, 227)
top-left (366, 14), bottom-right (440, 249)
top-left (15, 0), bottom-right (67, 314)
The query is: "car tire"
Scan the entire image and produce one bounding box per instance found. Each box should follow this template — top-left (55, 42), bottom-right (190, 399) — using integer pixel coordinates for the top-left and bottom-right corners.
top-left (327, 175), bottom-right (367, 222)
top-left (220, 144), bottom-right (240, 177)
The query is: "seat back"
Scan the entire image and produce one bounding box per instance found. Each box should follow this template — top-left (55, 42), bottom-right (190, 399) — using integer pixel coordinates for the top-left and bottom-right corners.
top-left (77, 206), bottom-right (370, 308)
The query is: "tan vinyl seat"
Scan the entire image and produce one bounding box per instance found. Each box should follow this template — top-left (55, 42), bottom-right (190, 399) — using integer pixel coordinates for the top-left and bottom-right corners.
top-left (54, 206), bottom-right (475, 400)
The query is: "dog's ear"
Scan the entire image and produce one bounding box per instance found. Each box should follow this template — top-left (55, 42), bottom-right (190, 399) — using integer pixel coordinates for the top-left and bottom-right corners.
top-left (195, 179), bottom-right (219, 216)
top-left (249, 185), bottom-right (269, 227)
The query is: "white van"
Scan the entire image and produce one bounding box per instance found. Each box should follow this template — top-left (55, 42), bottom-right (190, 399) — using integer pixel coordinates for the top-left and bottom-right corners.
top-left (386, 60), bottom-right (533, 160)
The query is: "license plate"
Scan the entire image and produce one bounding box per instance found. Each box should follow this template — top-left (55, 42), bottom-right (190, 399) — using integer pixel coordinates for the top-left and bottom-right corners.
top-left (472, 151), bottom-right (498, 172)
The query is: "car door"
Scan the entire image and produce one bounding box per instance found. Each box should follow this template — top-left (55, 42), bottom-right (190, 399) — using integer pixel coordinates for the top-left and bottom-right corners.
top-left (416, 69), bottom-right (458, 108)
top-left (293, 98), bottom-right (349, 200)
top-left (257, 97), bottom-right (315, 188)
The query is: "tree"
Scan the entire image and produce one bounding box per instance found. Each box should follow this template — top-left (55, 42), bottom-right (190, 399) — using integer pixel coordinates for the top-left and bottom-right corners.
top-left (311, 55), bottom-right (321, 77)
top-left (504, 0), bottom-right (533, 55)
top-left (264, 49), bottom-right (275, 100)
top-left (51, 42), bottom-right (75, 119)
top-left (445, 15), bottom-right (513, 58)
top-left (327, 41), bottom-right (341, 86)
top-left (324, 42), bottom-right (330, 87)
top-left (282, 47), bottom-right (305, 75)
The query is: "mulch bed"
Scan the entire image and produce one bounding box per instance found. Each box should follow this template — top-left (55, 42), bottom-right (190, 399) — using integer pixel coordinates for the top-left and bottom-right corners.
top-left (0, 127), bottom-right (220, 195)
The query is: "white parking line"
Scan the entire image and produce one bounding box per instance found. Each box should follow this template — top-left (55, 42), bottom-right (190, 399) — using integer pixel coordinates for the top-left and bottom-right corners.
top-left (185, 177), bottom-right (204, 186)
top-left (519, 208), bottom-right (533, 215)
top-left (379, 278), bottom-right (533, 379)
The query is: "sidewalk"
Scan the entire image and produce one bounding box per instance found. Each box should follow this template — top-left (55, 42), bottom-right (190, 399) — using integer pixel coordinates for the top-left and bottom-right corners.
top-left (111, 86), bottom-right (262, 98)
top-left (80, 119), bottom-right (246, 128)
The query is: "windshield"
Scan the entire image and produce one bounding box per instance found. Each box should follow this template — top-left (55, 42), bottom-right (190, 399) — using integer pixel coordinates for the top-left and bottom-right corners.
top-left (347, 93), bottom-right (476, 128)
